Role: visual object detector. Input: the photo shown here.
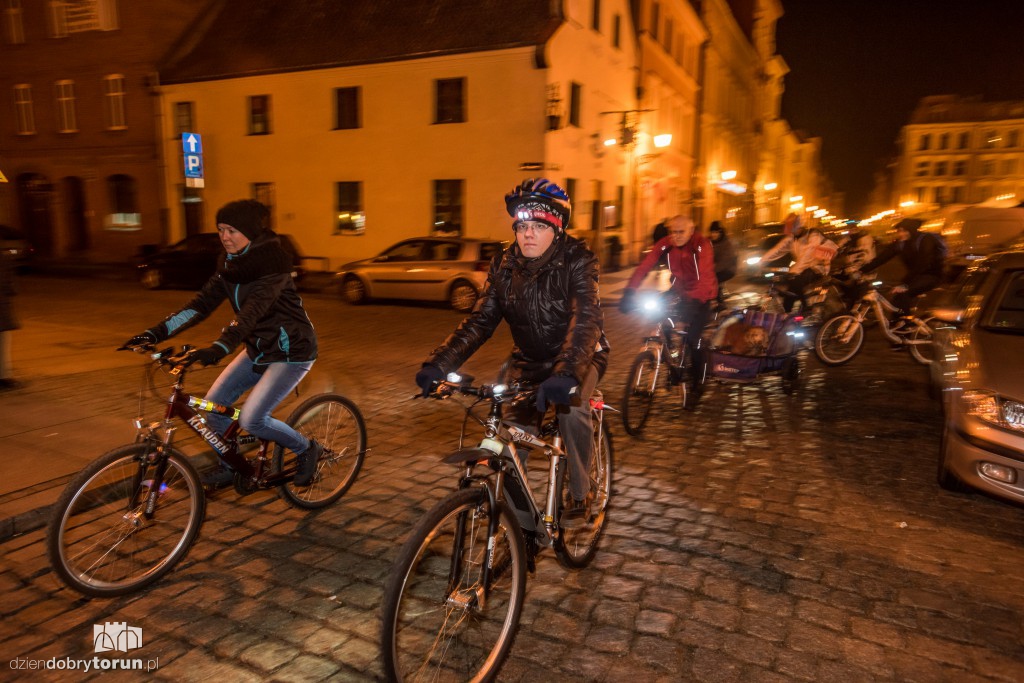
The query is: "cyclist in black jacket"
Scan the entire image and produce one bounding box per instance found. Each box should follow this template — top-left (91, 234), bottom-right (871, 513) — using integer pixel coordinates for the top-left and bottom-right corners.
top-left (860, 217), bottom-right (946, 324)
top-left (415, 179), bottom-right (609, 529)
top-left (121, 200), bottom-right (321, 486)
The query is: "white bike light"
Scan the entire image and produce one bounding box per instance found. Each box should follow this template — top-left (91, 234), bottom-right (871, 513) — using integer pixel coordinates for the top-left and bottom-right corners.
top-left (446, 372), bottom-right (462, 383)
top-left (641, 296), bottom-right (661, 313)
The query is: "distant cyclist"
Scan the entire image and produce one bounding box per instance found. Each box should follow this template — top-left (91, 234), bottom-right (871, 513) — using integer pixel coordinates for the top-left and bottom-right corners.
top-left (619, 214), bottom-right (717, 406)
top-left (415, 178), bottom-right (610, 529)
top-left (121, 199), bottom-right (321, 487)
top-left (858, 217), bottom-right (946, 328)
top-left (759, 219), bottom-right (837, 312)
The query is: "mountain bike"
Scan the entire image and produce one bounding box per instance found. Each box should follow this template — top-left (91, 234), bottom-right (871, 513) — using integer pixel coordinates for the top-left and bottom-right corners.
top-left (380, 374), bottom-right (613, 682)
top-left (46, 344), bottom-right (367, 598)
top-left (621, 292), bottom-right (698, 434)
top-left (814, 279), bottom-right (938, 366)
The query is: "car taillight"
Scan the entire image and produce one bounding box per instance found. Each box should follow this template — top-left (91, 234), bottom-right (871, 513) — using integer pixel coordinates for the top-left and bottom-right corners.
top-left (475, 260), bottom-right (489, 272)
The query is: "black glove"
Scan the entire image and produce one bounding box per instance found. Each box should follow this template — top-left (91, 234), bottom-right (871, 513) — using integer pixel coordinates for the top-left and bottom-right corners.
top-left (536, 375), bottom-right (579, 412)
top-left (187, 345), bottom-right (228, 367)
top-left (120, 331), bottom-right (156, 350)
top-left (619, 288), bottom-right (636, 314)
top-left (415, 364), bottom-right (445, 397)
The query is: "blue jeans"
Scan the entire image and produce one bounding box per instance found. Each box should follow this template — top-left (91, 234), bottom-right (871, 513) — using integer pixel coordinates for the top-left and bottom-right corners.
top-left (204, 353), bottom-right (314, 455)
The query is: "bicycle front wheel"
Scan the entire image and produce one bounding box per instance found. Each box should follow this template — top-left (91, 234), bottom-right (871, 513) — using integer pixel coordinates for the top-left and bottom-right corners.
top-left (275, 393), bottom-right (367, 509)
top-left (815, 315), bottom-right (864, 366)
top-left (909, 316), bottom-right (938, 365)
top-left (621, 350), bottom-right (659, 435)
top-left (555, 418), bottom-right (614, 569)
top-left (381, 487), bottom-right (527, 683)
top-left (47, 444), bottom-right (205, 598)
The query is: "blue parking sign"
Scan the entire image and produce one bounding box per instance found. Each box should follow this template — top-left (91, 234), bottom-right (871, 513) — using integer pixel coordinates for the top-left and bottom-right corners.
top-left (181, 133), bottom-right (202, 155)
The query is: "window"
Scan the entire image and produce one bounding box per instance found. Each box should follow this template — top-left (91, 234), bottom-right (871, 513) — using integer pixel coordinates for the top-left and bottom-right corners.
top-left (13, 84), bottom-right (33, 134)
top-left (173, 101), bottom-right (193, 136)
top-left (433, 179), bottom-right (463, 235)
top-left (564, 178), bottom-right (577, 228)
top-left (918, 134), bottom-right (930, 151)
top-left (1009, 129), bottom-right (1020, 148)
top-left (591, 0), bottom-right (600, 32)
top-left (251, 183), bottom-right (274, 229)
top-left (334, 86), bottom-right (361, 130)
top-left (248, 95), bottom-right (271, 135)
top-left (612, 14), bottom-right (620, 48)
top-left (951, 186), bottom-right (963, 203)
top-left (934, 186), bottom-right (946, 205)
top-left (650, 2), bottom-right (660, 41)
top-left (984, 131), bottom-right (999, 148)
top-left (382, 240), bottom-right (425, 261)
top-left (1003, 159), bottom-right (1016, 175)
top-left (54, 80), bottom-right (76, 132)
top-left (982, 159), bottom-right (995, 176)
top-left (49, 0), bottom-right (116, 35)
top-left (958, 132), bottom-right (969, 149)
top-left (914, 161), bottom-right (929, 177)
top-left (933, 161), bottom-right (947, 176)
top-left (938, 133), bottom-right (948, 150)
top-left (335, 182), bottom-right (364, 234)
top-left (434, 78), bottom-right (465, 124)
top-left (48, 0), bottom-right (66, 37)
top-left (106, 174), bottom-right (139, 229)
top-left (568, 81), bottom-right (581, 127)
top-left (103, 74), bottom-right (125, 129)
top-left (4, 0), bottom-right (24, 44)
top-left (953, 160), bottom-right (967, 176)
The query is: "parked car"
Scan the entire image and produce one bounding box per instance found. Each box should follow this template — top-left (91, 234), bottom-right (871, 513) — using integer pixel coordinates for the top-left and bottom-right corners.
top-left (941, 205), bottom-right (1024, 280)
top-left (0, 224), bottom-right (34, 269)
top-left (336, 237), bottom-right (506, 312)
top-left (930, 250), bottom-right (1024, 504)
top-left (138, 232), bottom-right (305, 290)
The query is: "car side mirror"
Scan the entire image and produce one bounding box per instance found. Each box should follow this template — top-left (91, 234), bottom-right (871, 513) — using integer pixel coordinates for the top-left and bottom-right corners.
top-left (930, 305), bottom-right (965, 325)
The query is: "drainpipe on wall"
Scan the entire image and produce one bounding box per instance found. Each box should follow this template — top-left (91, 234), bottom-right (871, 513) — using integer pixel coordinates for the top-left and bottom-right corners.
top-left (692, 35), bottom-right (708, 228)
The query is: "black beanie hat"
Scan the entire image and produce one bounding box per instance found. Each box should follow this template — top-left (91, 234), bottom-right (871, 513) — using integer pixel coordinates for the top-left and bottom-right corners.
top-left (216, 200), bottom-right (268, 241)
top-left (895, 217), bottom-right (923, 234)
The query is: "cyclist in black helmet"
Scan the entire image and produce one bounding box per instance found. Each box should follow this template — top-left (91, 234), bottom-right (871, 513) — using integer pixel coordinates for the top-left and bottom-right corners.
top-left (415, 178), bottom-right (610, 529)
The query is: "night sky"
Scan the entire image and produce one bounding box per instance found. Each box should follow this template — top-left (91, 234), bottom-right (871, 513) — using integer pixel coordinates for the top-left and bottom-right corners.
top-left (775, 0), bottom-right (1024, 218)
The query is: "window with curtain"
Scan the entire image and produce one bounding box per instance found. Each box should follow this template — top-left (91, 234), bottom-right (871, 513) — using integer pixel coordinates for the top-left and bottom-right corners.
top-left (4, 0), bottom-right (24, 44)
top-left (55, 80), bottom-right (76, 132)
top-left (103, 74), bottom-right (126, 129)
top-left (14, 84), bottom-right (34, 134)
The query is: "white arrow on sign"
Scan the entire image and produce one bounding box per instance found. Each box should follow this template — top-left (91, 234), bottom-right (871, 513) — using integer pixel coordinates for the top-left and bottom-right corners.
top-left (185, 134), bottom-right (199, 153)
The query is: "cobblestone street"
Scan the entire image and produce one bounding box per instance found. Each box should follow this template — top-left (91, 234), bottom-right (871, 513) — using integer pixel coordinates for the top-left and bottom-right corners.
top-left (1, 277), bottom-right (1023, 681)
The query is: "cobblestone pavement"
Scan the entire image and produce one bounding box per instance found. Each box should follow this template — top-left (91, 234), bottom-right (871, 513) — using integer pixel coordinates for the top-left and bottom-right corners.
top-left (2, 277), bottom-right (1024, 681)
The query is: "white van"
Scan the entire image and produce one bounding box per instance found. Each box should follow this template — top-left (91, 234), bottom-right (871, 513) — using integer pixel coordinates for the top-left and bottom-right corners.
top-left (938, 206), bottom-right (1024, 274)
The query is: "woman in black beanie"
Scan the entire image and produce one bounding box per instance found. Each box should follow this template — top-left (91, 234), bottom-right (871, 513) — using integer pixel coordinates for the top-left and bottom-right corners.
top-left (122, 199), bottom-right (322, 486)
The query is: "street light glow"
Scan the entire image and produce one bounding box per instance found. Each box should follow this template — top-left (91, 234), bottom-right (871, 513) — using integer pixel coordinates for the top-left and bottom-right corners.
top-left (721, 170), bottom-right (737, 180)
top-left (653, 133), bottom-right (673, 148)
top-left (764, 182), bottom-right (777, 191)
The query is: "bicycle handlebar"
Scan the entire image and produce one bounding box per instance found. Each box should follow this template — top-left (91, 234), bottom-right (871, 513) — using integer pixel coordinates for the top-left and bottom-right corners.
top-left (116, 342), bottom-right (198, 374)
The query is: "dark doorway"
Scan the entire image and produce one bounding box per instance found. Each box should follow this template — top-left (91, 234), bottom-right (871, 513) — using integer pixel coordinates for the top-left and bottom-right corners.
top-left (181, 185), bottom-right (203, 237)
top-left (16, 173), bottom-right (54, 257)
top-left (63, 176), bottom-right (89, 252)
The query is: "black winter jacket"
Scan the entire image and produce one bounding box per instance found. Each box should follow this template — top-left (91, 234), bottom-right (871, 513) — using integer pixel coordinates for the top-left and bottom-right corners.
top-left (428, 235), bottom-right (609, 383)
top-left (862, 230), bottom-right (945, 282)
top-left (148, 233), bottom-right (317, 364)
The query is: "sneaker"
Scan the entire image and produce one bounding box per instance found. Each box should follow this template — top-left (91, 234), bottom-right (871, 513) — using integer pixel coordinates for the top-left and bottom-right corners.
top-left (294, 439), bottom-right (322, 487)
top-left (201, 464), bottom-right (235, 488)
top-left (560, 492), bottom-right (593, 530)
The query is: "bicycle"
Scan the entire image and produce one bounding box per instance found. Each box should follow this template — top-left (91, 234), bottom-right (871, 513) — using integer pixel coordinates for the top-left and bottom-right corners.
top-left (621, 291), bottom-right (699, 435)
top-left (814, 279), bottom-right (938, 366)
top-left (380, 373), bottom-right (613, 682)
top-left (46, 343), bottom-right (367, 598)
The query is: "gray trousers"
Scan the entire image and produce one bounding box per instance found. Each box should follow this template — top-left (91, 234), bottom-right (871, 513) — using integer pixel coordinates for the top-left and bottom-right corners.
top-left (508, 364), bottom-right (599, 502)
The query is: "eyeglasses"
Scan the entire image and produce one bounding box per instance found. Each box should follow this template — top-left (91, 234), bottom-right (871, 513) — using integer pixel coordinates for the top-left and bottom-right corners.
top-left (513, 222), bottom-right (553, 234)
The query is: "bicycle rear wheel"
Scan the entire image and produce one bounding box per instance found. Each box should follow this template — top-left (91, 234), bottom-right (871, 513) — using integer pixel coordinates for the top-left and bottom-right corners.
top-left (908, 316), bottom-right (938, 365)
top-left (381, 487), bottom-right (527, 683)
top-left (555, 416), bottom-right (614, 569)
top-left (275, 393), bottom-right (367, 509)
top-left (814, 314), bottom-right (864, 366)
top-left (47, 444), bottom-right (205, 598)
top-left (621, 350), bottom-right (659, 435)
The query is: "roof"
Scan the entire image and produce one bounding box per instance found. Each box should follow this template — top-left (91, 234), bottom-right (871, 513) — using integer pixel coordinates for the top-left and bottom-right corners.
top-left (160, 0), bottom-right (564, 84)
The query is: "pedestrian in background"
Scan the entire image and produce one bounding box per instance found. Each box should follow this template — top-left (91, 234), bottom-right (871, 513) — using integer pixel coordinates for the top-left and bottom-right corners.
top-left (708, 220), bottom-right (737, 304)
top-left (0, 250), bottom-right (19, 389)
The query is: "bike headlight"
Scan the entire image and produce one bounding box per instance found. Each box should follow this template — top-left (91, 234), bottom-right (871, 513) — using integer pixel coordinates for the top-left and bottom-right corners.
top-left (446, 372), bottom-right (462, 383)
top-left (641, 296), bottom-right (662, 313)
top-left (746, 256), bottom-right (761, 265)
top-left (961, 390), bottom-right (1024, 433)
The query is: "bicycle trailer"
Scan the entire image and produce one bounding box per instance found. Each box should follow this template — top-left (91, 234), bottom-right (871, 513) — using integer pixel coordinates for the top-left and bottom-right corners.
top-left (708, 310), bottom-right (802, 391)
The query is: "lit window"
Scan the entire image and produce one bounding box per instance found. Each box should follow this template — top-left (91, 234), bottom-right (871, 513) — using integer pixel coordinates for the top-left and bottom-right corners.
top-left (13, 83), bottom-right (34, 134)
top-left (103, 74), bottom-right (126, 129)
top-left (335, 182), bottom-right (364, 235)
top-left (248, 95), bottom-right (271, 135)
top-left (55, 79), bottom-right (76, 132)
top-left (433, 179), bottom-right (463, 235)
top-left (107, 174), bottom-right (140, 230)
top-left (4, 0), bottom-right (24, 44)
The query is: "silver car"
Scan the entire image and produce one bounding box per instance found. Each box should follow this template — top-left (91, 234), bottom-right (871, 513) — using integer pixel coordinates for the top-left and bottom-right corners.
top-left (337, 237), bottom-right (506, 312)
top-left (931, 250), bottom-right (1024, 503)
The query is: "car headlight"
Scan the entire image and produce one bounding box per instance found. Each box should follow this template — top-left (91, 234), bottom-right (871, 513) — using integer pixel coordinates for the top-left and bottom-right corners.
top-left (961, 390), bottom-right (1024, 433)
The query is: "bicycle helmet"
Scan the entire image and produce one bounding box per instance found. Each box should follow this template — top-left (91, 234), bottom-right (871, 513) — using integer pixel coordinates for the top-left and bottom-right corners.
top-left (504, 178), bottom-right (572, 232)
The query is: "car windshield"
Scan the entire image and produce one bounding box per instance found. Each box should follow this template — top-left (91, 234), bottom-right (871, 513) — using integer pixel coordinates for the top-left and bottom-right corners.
top-left (981, 269), bottom-right (1024, 334)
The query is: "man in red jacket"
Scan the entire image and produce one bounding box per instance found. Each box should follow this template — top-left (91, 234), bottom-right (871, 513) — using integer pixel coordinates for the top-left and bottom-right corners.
top-left (620, 214), bottom-right (718, 405)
